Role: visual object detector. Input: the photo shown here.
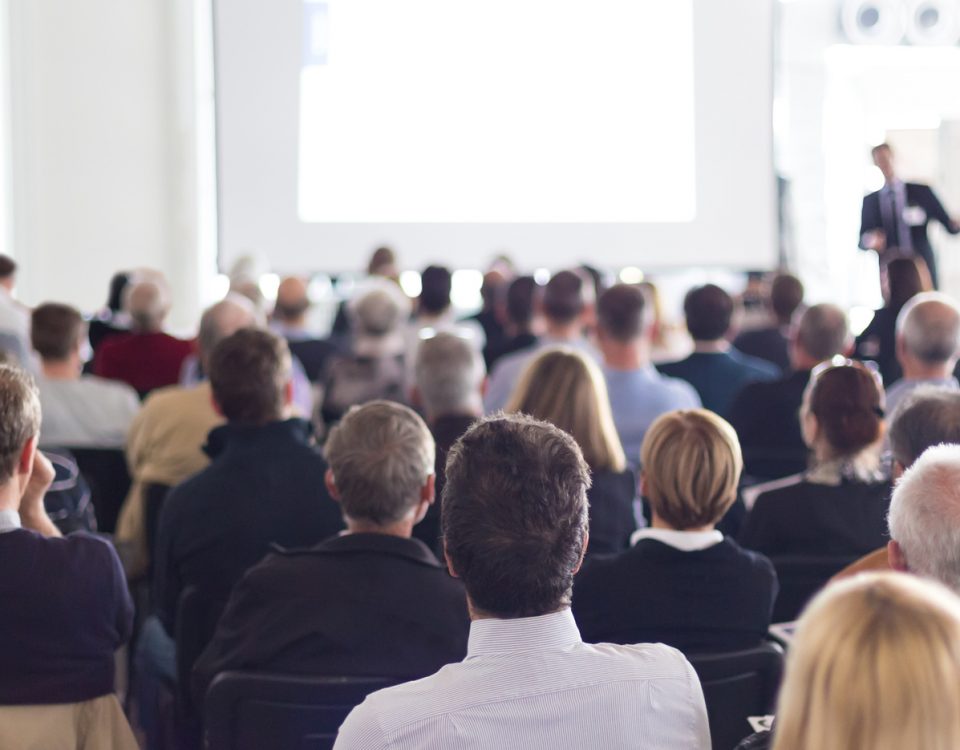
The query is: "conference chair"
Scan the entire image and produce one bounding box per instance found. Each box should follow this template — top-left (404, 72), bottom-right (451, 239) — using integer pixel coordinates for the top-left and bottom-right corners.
top-left (688, 642), bottom-right (784, 750)
top-left (770, 554), bottom-right (859, 622)
top-left (70, 447), bottom-right (132, 533)
top-left (204, 672), bottom-right (397, 750)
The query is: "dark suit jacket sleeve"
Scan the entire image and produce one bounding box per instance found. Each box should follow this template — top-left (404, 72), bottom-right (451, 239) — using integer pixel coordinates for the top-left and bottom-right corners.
top-left (918, 185), bottom-right (958, 232)
top-left (107, 540), bottom-right (135, 645)
top-left (859, 193), bottom-right (880, 248)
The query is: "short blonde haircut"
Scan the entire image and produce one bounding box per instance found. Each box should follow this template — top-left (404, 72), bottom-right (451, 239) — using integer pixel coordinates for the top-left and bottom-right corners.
top-left (773, 572), bottom-right (960, 750)
top-left (505, 348), bottom-right (625, 473)
top-left (640, 409), bottom-right (741, 529)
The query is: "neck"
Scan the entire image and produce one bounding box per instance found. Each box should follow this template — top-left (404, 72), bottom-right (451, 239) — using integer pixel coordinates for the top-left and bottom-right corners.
top-left (601, 339), bottom-right (649, 370)
top-left (345, 517), bottom-right (415, 538)
top-left (650, 512), bottom-right (713, 534)
top-left (545, 319), bottom-right (582, 341)
top-left (903, 360), bottom-right (952, 382)
top-left (0, 477), bottom-right (21, 514)
top-left (41, 358), bottom-right (80, 380)
top-left (693, 339), bottom-right (729, 353)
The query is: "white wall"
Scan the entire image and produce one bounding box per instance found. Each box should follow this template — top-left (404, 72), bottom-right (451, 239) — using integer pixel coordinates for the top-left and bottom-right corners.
top-left (5, 0), bottom-right (215, 332)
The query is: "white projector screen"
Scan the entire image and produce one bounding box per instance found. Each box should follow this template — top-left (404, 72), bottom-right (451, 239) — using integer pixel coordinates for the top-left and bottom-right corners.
top-left (215, 0), bottom-right (775, 272)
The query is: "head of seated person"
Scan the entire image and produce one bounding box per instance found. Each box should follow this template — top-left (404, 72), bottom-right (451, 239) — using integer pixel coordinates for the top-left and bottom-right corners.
top-left (683, 284), bottom-right (734, 345)
top-left (418, 266), bottom-right (452, 319)
top-left (641, 409), bottom-right (741, 533)
top-left (502, 275), bottom-right (538, 335)
top-left (272, 277), bottom-right (311, 330)
top-left (791, 303), bottom-right (852, 371)
top-left (348, 287), bottom-right (408, 357)
top-left (31, 303), bottom-right (86, 379)
top-left (540, 270), bottom-right (592, 338)
top-left (772, 572), bottom-right (960, 750)
top-left (884, 257), bottom-right (928, 310)
top-left (596, 283), bottom-right (654, 367)
top-left (123, 275), bottom-right (171, 334)
top-left (769, 273), bottom-right (804, 327)
top-left (208, 328), bottom-right (292, 426)
top-left (324, 400), bottom-right (435, 535)
top-left (443, 413), bottom-right (590, 618)
top-left (888, 387), bottom-right (960, 478)
top-left (895, 292), bottom-right (960, 381)
top-left (506, 348), bottom-right (625, 475)
top-left (413, 332), bottom-right (485, 423)
top-left (799, 361), bottom-right (884, 478)
top-left (197, 294), bottom-right (258, 374)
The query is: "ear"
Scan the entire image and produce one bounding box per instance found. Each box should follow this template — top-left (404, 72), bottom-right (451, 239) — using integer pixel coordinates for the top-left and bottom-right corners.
top-left (18, 435), bottom-right (37, 479)
top-left (443, 543), bottom-right (460, 579)
top-left (421, 473), bottom-right (436, 506)
top-left (409, 385), bottom-right (423, 410)
top-left (479, 375), bottom-right (489, 399)
top-left (571, 529), bottom-right (590, 576)
top-left (210, 393), bottom-right (224, 418)
top-left (888, 540), bottom-right (908, 572)
top-left (639, 471), bottom-right (647, 498)
top-left (283, 379), bottom-right (294, 407)
top-left (324, 468), bottom-right (341, 503)
top-left (801, 410), bottom-right (819, 448)
top-left (891, 460), bottom-right (905, 481)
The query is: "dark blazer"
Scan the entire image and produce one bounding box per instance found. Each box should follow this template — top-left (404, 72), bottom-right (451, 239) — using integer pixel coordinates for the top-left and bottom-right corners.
top-left (659, 350), bottom-right (779, 418)
top-left (153, 419), bottom-right (345, 634)
top-left (854, 306), bottom-right (902, 386)
top-left (287, 337), bottom-right (339, 382)
top-left (860, 182), bottom-right (959, 287)
top-left (732, 327), bottom-right (790, 373)
top-left (739, 477), bottom-right (893, 557)
top-left (728, 369), bottom-right (811, 481)
top-left (587, 469), bottom-right (637, 555)
top-left (191, 533), bottom-right (469, 707)
top-left (0, 529), bottom-right (133, 704)
top-left (572, 537), bottom-right (777, 653)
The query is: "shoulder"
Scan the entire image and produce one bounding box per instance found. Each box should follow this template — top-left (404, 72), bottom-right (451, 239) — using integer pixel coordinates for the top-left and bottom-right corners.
top-left (80, 375), bottom-right (140, 403)
top-left (733, 351), bottom-right (780, 378)
top-left (719, 538), bottom-right (777, 577)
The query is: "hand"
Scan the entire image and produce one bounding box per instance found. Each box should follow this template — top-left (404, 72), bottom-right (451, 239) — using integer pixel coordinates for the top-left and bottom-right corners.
top-left (864, 230), bottom-right (887, 253)
top-left (20, 450), bottom-right (55, 518)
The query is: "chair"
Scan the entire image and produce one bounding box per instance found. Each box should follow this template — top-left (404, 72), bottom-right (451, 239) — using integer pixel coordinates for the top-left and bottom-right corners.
top-left (70, 447), bottom-right (132, 534)
top-left (204, 672), bottom-right (397, 750)
top-left (770, 555), bottom-right (859, 622)
top-left (688, 642), bottom-right (784, 750)
top-left (143, 482), bottom-right (171, 580)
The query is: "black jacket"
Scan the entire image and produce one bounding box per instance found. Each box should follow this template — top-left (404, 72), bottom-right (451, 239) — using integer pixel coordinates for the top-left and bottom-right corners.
top-left (586, 469), bottom-right (637, 556)
top-left (191, 532), bottom-right (469, 707)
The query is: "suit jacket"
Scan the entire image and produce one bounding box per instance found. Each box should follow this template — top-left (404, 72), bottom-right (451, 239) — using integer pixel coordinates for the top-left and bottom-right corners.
top-left (191, 533), bottom-right (470, 707)
top-left (572, 538), bottom-right (777, 653)
top-left (732, 326), bottom-right (790, 373)
top-left (586, 469), bottom-right (637, 555)
top-left (860, 182), bottom-right (958, 286)
top-left (658, 349), bottom-right (779, 418)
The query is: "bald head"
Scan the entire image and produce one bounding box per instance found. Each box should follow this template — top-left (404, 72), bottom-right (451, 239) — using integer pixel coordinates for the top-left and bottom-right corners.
top-left (897, 292), bottom-right (960, 370)
top-left (794, 303), bottom-right (850, 367)
top-left (199, 295), bottom-right (258, 362)
top-left (125, 279), bottom-right (169, 332)
top-left (274, 276), bottom-right (310, 325)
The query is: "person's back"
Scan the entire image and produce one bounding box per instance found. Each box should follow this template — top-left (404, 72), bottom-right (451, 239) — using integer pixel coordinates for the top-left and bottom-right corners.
top-left (335, 414), bottom-right (709, 750)
top-left (733, 273), bottom-right (804, 373)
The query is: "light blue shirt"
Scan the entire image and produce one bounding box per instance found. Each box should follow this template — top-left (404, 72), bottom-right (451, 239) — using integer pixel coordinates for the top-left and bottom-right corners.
top-left (885, 376), bottom-right (960, 417)
top-left (604, 365), bottom-right (701, 467)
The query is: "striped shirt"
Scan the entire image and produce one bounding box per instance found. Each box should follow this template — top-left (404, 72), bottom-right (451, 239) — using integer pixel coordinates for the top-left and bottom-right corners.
top-left (334, 608), bottom-right (710, 749)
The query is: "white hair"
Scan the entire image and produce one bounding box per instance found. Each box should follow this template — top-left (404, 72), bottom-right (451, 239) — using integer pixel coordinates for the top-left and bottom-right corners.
top-left (897, 292), bottom-right (960, 365)
top-left (889, 444), bottom-right (960, 594)
top-left (414, 332), bottom-right (485, 417)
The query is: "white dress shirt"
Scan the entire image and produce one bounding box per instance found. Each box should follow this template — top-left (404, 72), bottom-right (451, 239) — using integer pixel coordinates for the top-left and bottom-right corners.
top-left (630, 527), bottom-right (723, 551)
top-left (334, 608), bottom-right (710, 749)
top-left (0, 509), bottom-right (21, 534)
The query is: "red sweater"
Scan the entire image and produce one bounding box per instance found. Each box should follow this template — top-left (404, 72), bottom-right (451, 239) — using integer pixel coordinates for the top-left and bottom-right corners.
top-left (94, 331), bottom-right (195, 396)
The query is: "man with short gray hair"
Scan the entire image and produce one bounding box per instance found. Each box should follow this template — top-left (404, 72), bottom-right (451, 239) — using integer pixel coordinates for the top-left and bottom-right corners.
top-left (412, 332), bottom-right (485, 550)
top-left (888, 444), bottom-right (960, 594)
top-left (885, 292), bottom-right (960, 415)
top-left (192, 400), bottom-right (468, 706)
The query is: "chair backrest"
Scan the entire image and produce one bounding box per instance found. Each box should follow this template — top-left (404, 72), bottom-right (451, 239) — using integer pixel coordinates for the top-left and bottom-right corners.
top-left (175, 586), bottom-right (229, 721)
top-left (143, 482), bottom-right (171, 579)
top-left (770, 555), bottom-right (859, 622)
top-left (688, 642), bottom-right (784, 750)
top-left (204, 672), bottom-right (397, 750)
top-left (69, 447), bottom-right (132, 534)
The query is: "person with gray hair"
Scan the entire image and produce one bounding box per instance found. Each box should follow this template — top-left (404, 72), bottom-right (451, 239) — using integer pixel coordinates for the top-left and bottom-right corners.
top-left (888, 444), bottom-right (960, 594)
top-left (411, 332), bottom-right (485, 550)
top-left (884, 292), bottom-right (960, 415)
top-left (192, 400), bottom-right (468, 706)
top-left (730, 303), bottom-right (853, 480)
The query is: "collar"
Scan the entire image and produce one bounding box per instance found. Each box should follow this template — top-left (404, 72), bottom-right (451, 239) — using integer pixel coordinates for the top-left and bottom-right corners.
top-left (630, 527), bottom-right (723, 551)
top-left (280, 532), bottom-right (444, 568)
top-left (467, 608), bottom-right (582, 658)
top-left (0, 508), bottom-right (21, 533)
top-left (204, 418), bottom-right (313, 458)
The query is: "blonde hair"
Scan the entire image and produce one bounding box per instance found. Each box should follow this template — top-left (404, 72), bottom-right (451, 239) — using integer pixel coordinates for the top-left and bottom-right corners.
top-left (640, 409), bottom-right (742, 529)
top-left (505, 347), bottom-right (625, 472)
top-left (772, 572), bottom-right (960, 750)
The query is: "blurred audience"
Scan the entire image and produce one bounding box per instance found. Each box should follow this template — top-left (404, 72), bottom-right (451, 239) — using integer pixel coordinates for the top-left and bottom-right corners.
top-left (733, 273), bottom-right (804, 372)
top-left (409, 265), bottom-right (485, 354)
top-left (597, 284), bottom-right (700, 464)
top-left (271, 275), bottom-right (339, 382)
top-left (31, 302), bottom-right (139, 449)
top-left (467, 269), bottom-right (509, 365)
top-left (87, 271), bottom-right (133, 356)
top-left (660, 284), bottom-right (779, 417)
top-left (335, 413), bottom-right (710, 749)
top-left (483, 274), bottom-right (539, 369)
top-left (730, 303), bottom-right (852, 480)
top-left (0, 255), bottom-right (33, 369)
top-left (573, 409), bottom-right (777, 652)
top-left (506, 347), bottom-right (636, 555)
top-left (192, 401), bottom-right (469, 707)
top-left (740, 361), bottom-right (891, 557)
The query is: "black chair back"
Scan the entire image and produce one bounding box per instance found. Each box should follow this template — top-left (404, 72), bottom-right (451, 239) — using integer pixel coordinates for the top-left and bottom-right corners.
top-left (770, 555), bottom-right (858, 622)
top-left (175, 587), bottom-right (229, 727)
top-left (204, 672), bottom-right (396, 750)
top-left (688, 642), bottom-right (784, 750)
top-left (143, 482), bottom-right (171, 580)
top-left (70, 447), bottom-right (132, 534)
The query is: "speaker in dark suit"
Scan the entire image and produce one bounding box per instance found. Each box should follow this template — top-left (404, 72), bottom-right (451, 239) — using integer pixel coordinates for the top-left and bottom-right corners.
top-left (859, 143), bottom-right (959, 288)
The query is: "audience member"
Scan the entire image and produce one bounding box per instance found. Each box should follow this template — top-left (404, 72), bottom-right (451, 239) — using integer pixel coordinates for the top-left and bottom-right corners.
top-left (596, 284), bottom-right (700, 464)
top-left (768, 574), bottom-right (960, 750)
top-left (192, 401), bottom-right (469, 706)
top-left (334, 414), bottom-right (710, 749)
top-left (94, 275), bottom-right (193, 396)
top-left (87, 271), bottom-right (133, 355)
top-left (734, 273), bottom-right (804, 372)
top-left (506, 347), bottom-right (637, 554)
top-left (114, 296), bottom-right (255, 577)
top-left (574, 409), bottom-right (777, 652)
top-left (884, 291), bottom-right (960, 415)
top-left (854, 257), bottom-right (929, 385)
top-left (0, 255), bottom-right (33, 368)
top-left (483, 269), bottom-right (597, 412)
top-left (730, 303), bottom-right (852, 479)
top-left (660, 284), bottom-right (779, 416)
top-left (482, 274), bottom-right (539, 368)
top-left (31, 302), bottom-right (139, 449)
top-left (322, 286), bottom-right (410, 425)
top-left (271, 275), bottom-right (339, 382)
top-left (0, 366), bottom-right (134, 724)
top-left (740, 362), bottom-right (891, 556)
top-left (409, 265), bottom-right (485, 353)
top-left (329, 246), bottom-right (400, 342)
top-left (411, 332), bottom-right (484, 551)
top-left (467, 269), bottom-right (509, 365)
